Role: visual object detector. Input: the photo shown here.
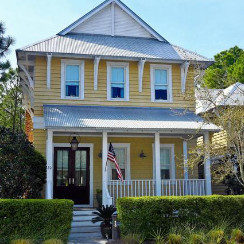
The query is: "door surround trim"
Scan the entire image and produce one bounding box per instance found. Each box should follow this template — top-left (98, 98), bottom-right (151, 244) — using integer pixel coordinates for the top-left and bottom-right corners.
top-left (53, 143), bottom-right (94, 207)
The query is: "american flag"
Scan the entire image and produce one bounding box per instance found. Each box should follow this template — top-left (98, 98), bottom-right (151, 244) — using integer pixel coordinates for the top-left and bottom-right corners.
top-left (107, 143), bottom-right (124, 182)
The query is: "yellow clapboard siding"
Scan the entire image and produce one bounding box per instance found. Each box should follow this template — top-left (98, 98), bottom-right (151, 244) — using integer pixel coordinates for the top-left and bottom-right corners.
top-left (34, 57), bottom-right (196, 116)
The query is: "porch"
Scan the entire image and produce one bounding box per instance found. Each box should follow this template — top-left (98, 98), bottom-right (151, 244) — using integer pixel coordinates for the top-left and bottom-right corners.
top-left (42, 105), bottom-right (219, 206)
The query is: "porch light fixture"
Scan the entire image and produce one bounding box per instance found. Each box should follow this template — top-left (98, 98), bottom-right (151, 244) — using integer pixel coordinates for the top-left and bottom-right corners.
top-left (70, 136), bottom-right (79, 151)
top-left (139, 150), bottom-right (146, 158)
top-left (98, 150), bottom-right (102, 159)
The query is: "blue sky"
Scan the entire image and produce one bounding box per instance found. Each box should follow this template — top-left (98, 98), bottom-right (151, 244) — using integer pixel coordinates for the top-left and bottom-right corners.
top-left (1, 0), bottom-right (244, 67)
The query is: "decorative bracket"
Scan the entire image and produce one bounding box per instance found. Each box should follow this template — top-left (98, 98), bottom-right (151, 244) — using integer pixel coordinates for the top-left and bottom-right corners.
top-left (18, 63), bottom-right (34, 89)
top-left (94, 56), bottom-right (101, 90)
top-left (181, 61), bottom-right (190, 93)
top-left (46, 54), bottom-right (52, 89)
top-left (138, 59), bottom-right (146, 93)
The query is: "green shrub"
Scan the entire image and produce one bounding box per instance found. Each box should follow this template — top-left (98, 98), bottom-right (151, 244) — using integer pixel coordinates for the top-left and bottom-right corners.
top-left (188, 234), bottom-right (205, 244)
top-left (0, 199), bottom-right (73, 242)
top-left (117, 195), bottom-right (244, 238)
top-left (167, 234), bottom-right (182, 244)
top-left (231, 229), bottom-right (244, 243)
top-left (208, 230), bottom-right (226, 243)
top-left (42, 239), bottom-right (64, 244)
top-left (10, 240), bottom-right (33, 244)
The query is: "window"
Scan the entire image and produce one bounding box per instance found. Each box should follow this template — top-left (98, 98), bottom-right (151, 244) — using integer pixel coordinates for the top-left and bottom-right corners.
top-left (61, 59), bottom-right (84, 99)
top-left (108, 143), bottom-right (130, 181)
top-left (153, 144), bottom-right (175, 180)
top-left (107, 62), bottom-right (129, 101)
top-left (150, 64), bottom-right (172, 102)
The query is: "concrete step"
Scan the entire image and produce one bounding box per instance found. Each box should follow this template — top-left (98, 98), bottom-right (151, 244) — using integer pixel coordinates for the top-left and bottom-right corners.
top-left (69, 232), bottom-right (102, 239)
top-left (73, 215), bottom-right (95, 221)
top-left (68, 239), bottom-right (107, 244)
top-left (73, 210), bottom-right (95, 216)
top-left (71, 221), bottom-right (100, 227)
top-left (70, 226), bottom-right (100, 233)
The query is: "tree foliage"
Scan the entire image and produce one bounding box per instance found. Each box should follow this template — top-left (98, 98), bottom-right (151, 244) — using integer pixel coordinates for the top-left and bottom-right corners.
top-left (0, 127), bottom-right (46, 198)
top-left (0, 68), bottom-right (24, 131)
top-left (0, 21), bottom-right (14, 74)
top-left (204, 46), bottom-right (244, 89)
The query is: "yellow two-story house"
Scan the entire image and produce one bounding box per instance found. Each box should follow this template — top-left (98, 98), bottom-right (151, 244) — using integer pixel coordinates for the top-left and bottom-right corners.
top-left (16, 0), bottom-right (218, 207)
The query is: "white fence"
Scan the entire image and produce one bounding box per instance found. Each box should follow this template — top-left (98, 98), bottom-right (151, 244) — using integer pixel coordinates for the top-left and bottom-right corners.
top-left (108, 179), bottom-right (206, 205)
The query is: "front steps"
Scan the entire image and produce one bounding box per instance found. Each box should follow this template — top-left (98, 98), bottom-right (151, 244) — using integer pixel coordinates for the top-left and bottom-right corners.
top-left (69, 207), bottom-right (107, 244)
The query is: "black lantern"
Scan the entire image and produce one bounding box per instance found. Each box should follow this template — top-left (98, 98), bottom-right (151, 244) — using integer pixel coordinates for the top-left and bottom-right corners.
top-left (139, 150), bottom-right (146, 158)
top-left (70, 136), bottom-right (79, 151)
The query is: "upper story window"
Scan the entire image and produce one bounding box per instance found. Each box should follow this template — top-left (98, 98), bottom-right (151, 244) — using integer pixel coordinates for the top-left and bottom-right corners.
top-left (150, 64), bottom-right (173, 103)
top-left (107, 62), bottom-right (129, 101)
top-left (61, 59), bottom-right (84, 99)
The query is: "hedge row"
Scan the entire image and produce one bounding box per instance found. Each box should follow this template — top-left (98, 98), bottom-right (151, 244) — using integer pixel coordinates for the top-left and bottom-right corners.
top-left (117, 195), bottom-right (244, 238)
top-left (0, 199), bottom-right (73, 242)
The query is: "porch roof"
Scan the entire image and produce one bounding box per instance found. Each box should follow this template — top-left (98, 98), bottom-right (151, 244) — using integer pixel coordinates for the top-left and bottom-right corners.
top-left (43, 105), bottom-right (219, 133)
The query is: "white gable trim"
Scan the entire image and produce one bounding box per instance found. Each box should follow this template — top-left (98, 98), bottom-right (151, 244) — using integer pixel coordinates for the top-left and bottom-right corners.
top-left (181, 61), bottom-right (190, 93)
top-left (58, 0), bottom-right (166, 42)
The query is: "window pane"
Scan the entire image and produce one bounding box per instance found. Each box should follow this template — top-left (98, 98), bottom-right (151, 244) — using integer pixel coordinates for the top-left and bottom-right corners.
top-left (66, 85), bottom-right (79, 97)
top-left (160, 148), bottom-right (171, 179)
top-left (66, 65), bottom-right (79, 81)
top-left (161, 169), bottom-right (170, 179)
top-left (111, 87), bottom-right (124, 98)
top-left (155, 69), bottom-right (167, 85)
top-left (75, 150), bottom-right (87, 186)
top-left (111, 148), bottom-right (126, 180)
top-left (155, 88), bottom-right (167, 100)
top-left (111, 67), bottom-right (124, 83)
top-left (57, 150), bottom-right (69, 186)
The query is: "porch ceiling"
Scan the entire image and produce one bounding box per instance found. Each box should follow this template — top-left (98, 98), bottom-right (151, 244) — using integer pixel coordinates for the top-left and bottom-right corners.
top-left (43, 105), bottom-right (219, 133)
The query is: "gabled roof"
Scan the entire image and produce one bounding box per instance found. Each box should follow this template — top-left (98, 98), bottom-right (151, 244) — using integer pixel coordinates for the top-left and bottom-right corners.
top-left (58, 0), bottom-right (167, 42)
top-left (44, 105), bottom-right (219, 132)
top-left (17, 33), bottom-right (211, 63)
top-left (196, 82), bottom-right (244, 114)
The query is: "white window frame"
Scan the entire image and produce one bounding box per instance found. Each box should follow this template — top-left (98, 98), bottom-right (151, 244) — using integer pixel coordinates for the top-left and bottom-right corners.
top-left (150, 64), bottom-right (173, 103)
top-left (61, 59), bottom-right (85, 100)
top-left (107, 143), bottom-right (131, 181)
top-left (153, 143), bottom-right (175, 180)
top-left (107, 62), bottom-right (129, 101)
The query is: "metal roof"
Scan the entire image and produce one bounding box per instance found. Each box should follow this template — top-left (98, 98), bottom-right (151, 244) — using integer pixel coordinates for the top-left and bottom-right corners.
top-left (43, 105), bottom-right (219, 132)
top-left (18, 34), bottom-right (211, 62)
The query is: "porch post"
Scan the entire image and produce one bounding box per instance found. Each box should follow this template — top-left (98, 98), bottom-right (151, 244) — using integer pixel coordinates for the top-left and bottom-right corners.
top-left (204, 132), bottom-right (212, 195)
top-left (155, 132), bottom-right (161, 196)
top-left (183, 140), bottom-right (188, 179)
top-left (45, 129), bottom-right (53, 199)
top-left (102, 131), bottom-right (112, 205)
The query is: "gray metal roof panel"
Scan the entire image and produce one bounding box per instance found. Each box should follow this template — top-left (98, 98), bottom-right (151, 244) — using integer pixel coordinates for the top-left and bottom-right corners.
top-left (43, 105), bottom-right (219, 131)
top-left (18, 34), bottom-right (211, 62)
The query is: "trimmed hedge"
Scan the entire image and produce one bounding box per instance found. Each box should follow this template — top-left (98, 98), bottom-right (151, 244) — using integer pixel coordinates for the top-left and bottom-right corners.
top-left (117, 195), bottom-right (244, 238)
top-left (0, 199), bottom-right (73, 242)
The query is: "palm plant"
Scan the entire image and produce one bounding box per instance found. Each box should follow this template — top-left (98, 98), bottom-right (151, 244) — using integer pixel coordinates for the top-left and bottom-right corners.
top-left (92, 205), bottom-right (116, 239)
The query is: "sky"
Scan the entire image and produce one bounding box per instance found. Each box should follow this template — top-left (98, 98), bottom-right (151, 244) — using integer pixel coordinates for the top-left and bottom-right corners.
top-left (1, 0), bottom-right (244, 67)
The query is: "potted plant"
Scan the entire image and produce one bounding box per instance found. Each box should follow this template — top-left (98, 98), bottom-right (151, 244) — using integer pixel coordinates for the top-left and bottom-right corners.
top-left (92, 205), bottom-right (116, 239)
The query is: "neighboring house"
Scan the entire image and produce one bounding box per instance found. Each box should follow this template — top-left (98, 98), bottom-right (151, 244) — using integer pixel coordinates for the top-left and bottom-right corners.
top-left (196, 82), bottom-right (244, 194)
top-left (17, 0), bottom-right (218, 207)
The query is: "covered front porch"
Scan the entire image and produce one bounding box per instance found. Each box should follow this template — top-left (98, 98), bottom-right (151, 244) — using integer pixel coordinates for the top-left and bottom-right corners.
top-left (42, 105), bottom-right (218, 206)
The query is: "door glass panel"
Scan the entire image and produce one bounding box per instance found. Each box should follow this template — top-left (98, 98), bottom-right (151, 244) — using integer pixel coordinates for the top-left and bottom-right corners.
top-left (75, 150), bottom-right (87, 186)
top-left (57, 150), bottom-right (69, 186)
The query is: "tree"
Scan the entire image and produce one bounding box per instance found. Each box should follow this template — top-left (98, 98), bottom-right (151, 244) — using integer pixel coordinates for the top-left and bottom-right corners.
top-left (204, 46), bottom-right (244, 89)
top-left (0, 68), bottom-right (24, 132)
top-left (0, 22), bottom-right (14, 75)
top-left (0, 127), bottom-right (46, 198)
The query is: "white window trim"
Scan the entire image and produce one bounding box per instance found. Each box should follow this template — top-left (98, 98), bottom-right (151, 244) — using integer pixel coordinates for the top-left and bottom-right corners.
top-left (107, 143), bottom-right (131, 181)
top-left (152, 143), bottom-right (175, 180)
top-left (107, 62), bottom-right (129, 101)
top-left (61, 59), bottom-right (85, 100)
top-left (150, 64), bottom-right (173, 103)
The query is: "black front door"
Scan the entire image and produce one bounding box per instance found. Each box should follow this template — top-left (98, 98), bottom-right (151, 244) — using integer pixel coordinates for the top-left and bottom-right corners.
top-left (53, 147), bottom-right (90, 204)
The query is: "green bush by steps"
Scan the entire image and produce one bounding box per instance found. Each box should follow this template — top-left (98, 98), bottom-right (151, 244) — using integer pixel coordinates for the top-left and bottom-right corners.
top-left (117, 195), bottom-right (244, 238)
top-left (0, 199), bottom-right (73, 242)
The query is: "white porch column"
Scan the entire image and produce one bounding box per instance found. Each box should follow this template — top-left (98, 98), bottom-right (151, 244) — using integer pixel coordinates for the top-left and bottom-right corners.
top-left (102, 131), bottom-right (112, 205)
top-left (183, 140), bottom-right (188, 179)
top-left (155, 132), bottom-right (161, 196)
top-left (204, 132), bottom-right (212, 195)
top-left (45, 129), bottom-right (53, 199)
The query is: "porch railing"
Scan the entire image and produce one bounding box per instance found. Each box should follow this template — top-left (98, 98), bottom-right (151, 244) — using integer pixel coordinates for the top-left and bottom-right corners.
top-left (108, 179), bottom-right (206, 205)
